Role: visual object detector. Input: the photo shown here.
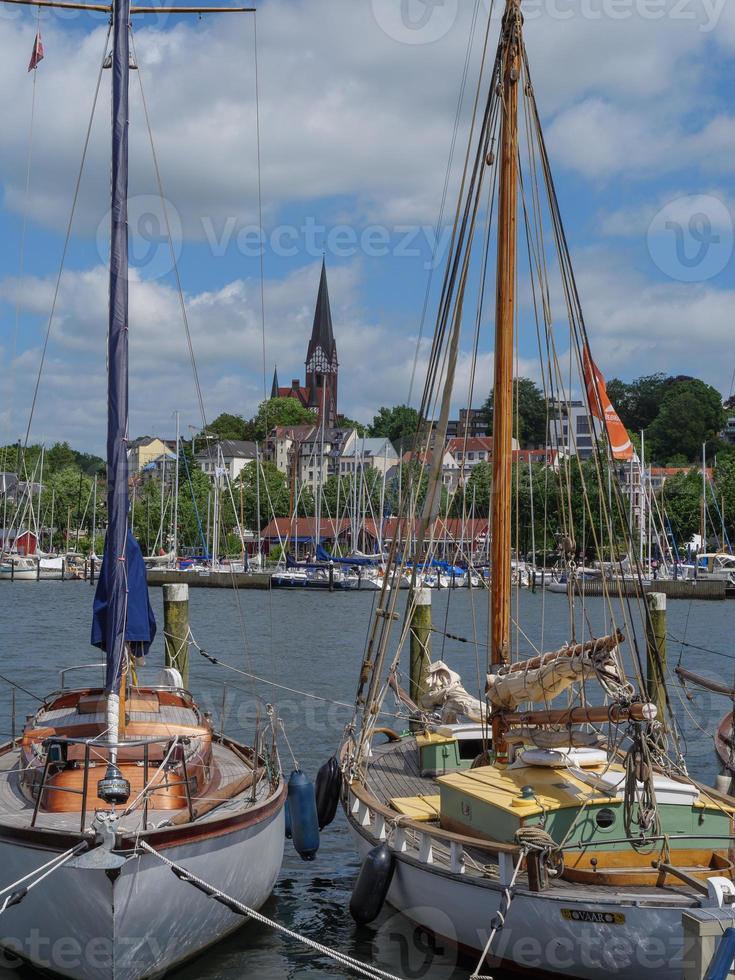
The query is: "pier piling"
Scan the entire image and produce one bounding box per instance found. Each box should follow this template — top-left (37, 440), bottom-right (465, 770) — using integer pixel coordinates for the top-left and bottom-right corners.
top-left (163, 582), bottom-right (190, 687)
top-left (409, 588), bottom-right (431, 730)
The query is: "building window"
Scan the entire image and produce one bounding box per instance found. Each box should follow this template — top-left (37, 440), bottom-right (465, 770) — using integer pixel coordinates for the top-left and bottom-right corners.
top-left (576, 416), bottom-right (591, 435)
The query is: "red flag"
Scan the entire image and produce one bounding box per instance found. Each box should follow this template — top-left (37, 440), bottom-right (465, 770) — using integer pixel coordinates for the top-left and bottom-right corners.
top-left (28, 31), bottom-right (44, 72)
top-left (582, 345), bottom-right (633, 461)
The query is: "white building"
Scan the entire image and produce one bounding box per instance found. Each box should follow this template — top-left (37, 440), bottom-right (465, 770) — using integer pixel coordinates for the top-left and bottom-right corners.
top-left (338, 435), bottom-right (399, 477)
top-left (547, 400), bottom-right (597, 460)
top-left (195, 439), bottom-right (259, 485)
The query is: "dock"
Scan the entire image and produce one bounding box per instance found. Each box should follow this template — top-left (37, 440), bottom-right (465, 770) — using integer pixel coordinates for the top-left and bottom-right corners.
top-left (146, 569), bottom-right (273, 589)
top-left (566, 578), bottom-right (727, 601)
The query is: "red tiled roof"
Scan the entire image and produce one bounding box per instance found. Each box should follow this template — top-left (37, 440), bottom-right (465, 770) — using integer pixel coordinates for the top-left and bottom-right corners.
top-left (261, 517), bottom-right (350, 539)
top-left (446, 436), bottom-right (494, 454)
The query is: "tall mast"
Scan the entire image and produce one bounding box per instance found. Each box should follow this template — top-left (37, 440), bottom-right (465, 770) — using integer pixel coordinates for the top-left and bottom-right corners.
top-left (104, 0), bottom-right (131, 721)
top-left (490, 1), bottom-right (520, 671)
top-left (490, 0), bottom-right (521, 759)
top-left (173, 411), bottom-right (180, 563)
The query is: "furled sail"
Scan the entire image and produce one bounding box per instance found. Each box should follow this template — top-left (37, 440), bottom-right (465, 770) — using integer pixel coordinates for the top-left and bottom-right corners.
top-left (486, 634), bottom-right (626, 710)
top-left (420, 662), bottom-right (486, 723)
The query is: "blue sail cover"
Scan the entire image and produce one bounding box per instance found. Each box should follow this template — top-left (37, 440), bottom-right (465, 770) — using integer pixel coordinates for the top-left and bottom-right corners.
top-left (315, 544), bottom-right (380, 566)
top-left (96, 0), bottom-right (132, 695)
top-left (91, 530), bottom-right (157, 669)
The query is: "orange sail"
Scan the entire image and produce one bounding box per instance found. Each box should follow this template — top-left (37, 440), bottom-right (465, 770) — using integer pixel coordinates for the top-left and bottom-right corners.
top-left (582, 346), bottom-right (633, 460)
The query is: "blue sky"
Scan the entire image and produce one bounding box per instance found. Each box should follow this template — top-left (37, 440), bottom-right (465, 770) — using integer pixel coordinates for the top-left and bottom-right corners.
top-left (0, 0), bottom-right (734, 455)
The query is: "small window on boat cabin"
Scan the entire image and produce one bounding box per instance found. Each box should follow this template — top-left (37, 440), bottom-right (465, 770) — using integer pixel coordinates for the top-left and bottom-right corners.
top-left (456, 738), bottom-right (486, 762)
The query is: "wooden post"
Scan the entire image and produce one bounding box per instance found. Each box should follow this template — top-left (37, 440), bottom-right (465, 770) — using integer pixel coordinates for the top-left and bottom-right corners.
top-left (646, 592), bottom-right (667, 727)
top-left (163, 582), bottom-right (190, 687)
top-left (409, 588), bottom-right (431, 731)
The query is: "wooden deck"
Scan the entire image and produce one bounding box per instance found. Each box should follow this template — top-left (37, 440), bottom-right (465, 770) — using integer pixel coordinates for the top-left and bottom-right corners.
top-left (361, 737), bottom-right (705, 904)
top-left (0, 741), bottom-right (268, 835)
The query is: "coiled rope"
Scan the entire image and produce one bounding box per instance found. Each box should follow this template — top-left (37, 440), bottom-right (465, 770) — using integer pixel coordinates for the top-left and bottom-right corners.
top-left (138, 841), bottom-right (406, 980)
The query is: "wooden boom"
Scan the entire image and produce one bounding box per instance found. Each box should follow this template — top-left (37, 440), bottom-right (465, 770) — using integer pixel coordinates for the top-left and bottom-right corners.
top-left (675, 665), bottom-right (735, 700)
top-left (502, 702), bottom-right (657, 727)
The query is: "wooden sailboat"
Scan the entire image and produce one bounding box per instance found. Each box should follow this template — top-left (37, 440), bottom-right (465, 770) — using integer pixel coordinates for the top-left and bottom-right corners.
top-left (339, 3), bottom-right (735, 978)
top-left (0, 2), bottom-right (286, 977)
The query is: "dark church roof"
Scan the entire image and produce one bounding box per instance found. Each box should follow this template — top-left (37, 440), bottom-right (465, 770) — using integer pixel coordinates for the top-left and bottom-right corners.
top-left (306, 259), bottom-right (337, 367)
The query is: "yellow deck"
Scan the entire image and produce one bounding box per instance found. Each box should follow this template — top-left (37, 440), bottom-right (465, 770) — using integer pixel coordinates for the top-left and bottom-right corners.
top-left (437, 764), bottom-right (618, 819)
top-left (390, 795), bottom-right (441, 821)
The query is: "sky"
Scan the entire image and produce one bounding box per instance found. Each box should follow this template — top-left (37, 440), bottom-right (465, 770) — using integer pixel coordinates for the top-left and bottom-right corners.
top-left (0, 0), bottom-right (734, 455)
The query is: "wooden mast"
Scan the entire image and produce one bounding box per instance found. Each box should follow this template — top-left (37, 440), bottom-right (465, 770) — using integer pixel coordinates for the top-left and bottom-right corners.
top-left (490, 0), bottom-right (521, 759)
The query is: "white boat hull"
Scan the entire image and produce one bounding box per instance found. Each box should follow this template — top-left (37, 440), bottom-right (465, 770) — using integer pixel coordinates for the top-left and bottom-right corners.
top-left (348, 816), bottom-right (722, 980)
top-left (0, 802), bottom-right (285, 979)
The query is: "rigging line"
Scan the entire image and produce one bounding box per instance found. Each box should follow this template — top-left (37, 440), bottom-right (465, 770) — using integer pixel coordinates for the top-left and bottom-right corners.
top-left (669, 634), bottom-right (735, 664)
top-left (407, 0), bottom-right (485, 406)
top-left (138, 842), bottom-right (407, 980)
top-left (0, 672), bottom-right (44, 703)
top-left (253, 13), bottom-right (268, 409)
top-left (8, 7), bottom-right (41, 447)
top-left (21, 23), bottom-right (112, 452)
top-left (130, 31), bottom-right (209, 439)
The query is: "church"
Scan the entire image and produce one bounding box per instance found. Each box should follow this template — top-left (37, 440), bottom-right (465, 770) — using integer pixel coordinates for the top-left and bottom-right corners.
top-left (270, 260), bottom-right (339, 428)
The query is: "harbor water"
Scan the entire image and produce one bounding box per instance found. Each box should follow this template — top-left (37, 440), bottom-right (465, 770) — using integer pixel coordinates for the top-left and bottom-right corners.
top-left (0, 582), bottom-right (731, 979)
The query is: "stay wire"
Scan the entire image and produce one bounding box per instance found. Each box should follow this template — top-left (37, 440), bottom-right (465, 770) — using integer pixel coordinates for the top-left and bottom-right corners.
top-left (22, 23), bottom-right (112, 452)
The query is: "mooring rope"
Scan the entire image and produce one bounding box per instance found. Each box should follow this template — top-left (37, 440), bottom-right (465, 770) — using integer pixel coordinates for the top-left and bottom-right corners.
top-left (0, 841), bottom-right (89, 915)
top-left (469, 846), bottom-right (527, 980)
top-left (137, 841), bottom-right (406, 980)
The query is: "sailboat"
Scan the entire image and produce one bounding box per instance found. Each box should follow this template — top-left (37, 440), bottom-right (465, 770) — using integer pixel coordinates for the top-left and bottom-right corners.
top-left (0, 2), bottom-right (286, 977)
top-left (338, 4), bottom-right (735, 978)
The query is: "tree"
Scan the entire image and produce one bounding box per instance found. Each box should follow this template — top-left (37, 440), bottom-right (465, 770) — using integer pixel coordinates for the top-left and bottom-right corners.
top-left (368, 405), bottom-right (419, 452)
top-left (647, 380), bottom-right (725, 463)
top-left (385, 460), bottom-right (448, 516)
top-left (453, 461), bottom-right (492, 517)
top-left (661, 470), bottom-right (702, 546)
top-left (338, 416), bottom-right (368, 436)
top-left (41, 467), bottom-right (93, 548)
top-left (482, 378), bottom-right (546, 449)
top-left (205, 413), bottom-right (249, 442)
top-left (46, 442), bottom-right (77, 473)
top-left (233, 460), bottom-right (290, 531)
top-left (247, 398), bottom-right (318, 442)
top-left (605, 374), bottom-right (672, 433)
top-left (714, 450), bottom-right (735, 545)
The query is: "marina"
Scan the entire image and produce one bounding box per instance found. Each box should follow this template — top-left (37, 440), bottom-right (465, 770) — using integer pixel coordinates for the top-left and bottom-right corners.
top-left (0, 582), bottom-right (733, 979)
top-left (1, 0), bottom-right (734, 977)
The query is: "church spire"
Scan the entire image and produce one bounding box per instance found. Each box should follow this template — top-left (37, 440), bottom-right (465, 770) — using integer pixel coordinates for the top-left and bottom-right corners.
top-left (305, 258), bottom-right (339, 427)
top-left (306, 258), bottom-right (337, 367)
top-left (271, 364), bottom-right (280, 399)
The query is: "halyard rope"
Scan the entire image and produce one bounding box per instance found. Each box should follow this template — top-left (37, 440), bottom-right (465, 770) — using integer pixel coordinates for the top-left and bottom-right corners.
top-left (137, 841), bottom-right (406, 980)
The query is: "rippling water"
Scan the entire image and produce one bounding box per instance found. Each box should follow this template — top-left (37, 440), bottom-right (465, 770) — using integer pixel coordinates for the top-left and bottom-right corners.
top-left (0, 580), bottom-right (731, 978)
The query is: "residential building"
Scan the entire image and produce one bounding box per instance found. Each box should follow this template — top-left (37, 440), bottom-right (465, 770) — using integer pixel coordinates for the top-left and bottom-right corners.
top-left (547, 399), bottom-right (597, 459)
top-left (195, 439), bottom-right (258, 485)
top-left (338, 435), bottom-right (399, 477)
top-left (722, 417), bottom-right (735, 446)
top-left (271, 259), bottom-right (339, 427)
top-left (139, 450), bottom-right (177, 487)
top-left (445, 408), bottom-right (488, 440)
top-left (128, 436), bottom-right (176, 473)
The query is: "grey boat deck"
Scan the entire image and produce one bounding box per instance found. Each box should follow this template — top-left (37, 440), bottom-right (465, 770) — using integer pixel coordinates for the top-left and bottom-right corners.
top-left (0, 741), bottom-right (268, 835)
top-left (363, 737), bottom-right (702, 905)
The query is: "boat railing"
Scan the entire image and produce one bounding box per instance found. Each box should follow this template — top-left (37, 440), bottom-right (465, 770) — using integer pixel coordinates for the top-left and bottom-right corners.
top-left (59, 664), bottom-right (107, 688)
top-left (31, 734), bottom-right (195, 834)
